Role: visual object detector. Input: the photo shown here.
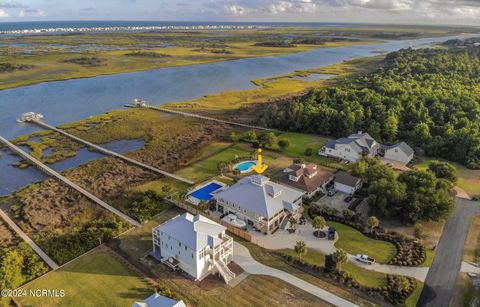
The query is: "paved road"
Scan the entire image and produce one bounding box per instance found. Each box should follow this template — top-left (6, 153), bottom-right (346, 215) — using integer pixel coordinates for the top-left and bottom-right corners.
top-left (0, 210), bottom-right (59, 270)
top-left (233, 242), bottom-right (358, 307)
top-left (419, 198), bottom-right (480, 307)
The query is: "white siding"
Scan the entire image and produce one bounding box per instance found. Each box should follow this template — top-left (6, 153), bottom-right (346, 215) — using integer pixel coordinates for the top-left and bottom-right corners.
top-left (326, 144), bottom-right (360, 162)
top-left (385, 149), bottom-right (413, 164)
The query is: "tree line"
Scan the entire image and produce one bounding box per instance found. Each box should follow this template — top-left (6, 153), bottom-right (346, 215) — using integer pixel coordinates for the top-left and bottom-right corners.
top-left (262, 46), bottom-right (480, 168)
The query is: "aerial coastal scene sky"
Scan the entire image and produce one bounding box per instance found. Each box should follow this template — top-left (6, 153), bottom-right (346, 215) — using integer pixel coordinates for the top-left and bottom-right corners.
top-left (0, 0), bottom-right (479, 25)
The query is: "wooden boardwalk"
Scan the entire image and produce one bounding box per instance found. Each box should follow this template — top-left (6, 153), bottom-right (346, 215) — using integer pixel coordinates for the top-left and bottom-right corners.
top-left (0, 135), bottom-right (140, 227)
top-left (0, 209), bottom-right (59, 270)
top-left (126, 103), bottom-right (274, 131)
top-left (31, 120), bottom-right (194, 185)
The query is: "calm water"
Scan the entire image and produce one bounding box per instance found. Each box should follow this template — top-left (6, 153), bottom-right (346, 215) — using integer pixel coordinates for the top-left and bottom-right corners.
top-left (0, 139), bottom-right (144, 197)
top-left (0, 34), bottom-right (477, 196)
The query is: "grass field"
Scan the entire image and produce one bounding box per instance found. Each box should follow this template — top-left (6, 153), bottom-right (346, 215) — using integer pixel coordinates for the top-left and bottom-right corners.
top-left (280, 248), bottom-right (387, 288)
top-left (328, 222), bottom-right (397, 264)
top-left (405, 281), bottom-right (424, 307)
top-left (414, 156), bottom-right (480, 197)
top-left (130, 177), bottom-right (191, 198)
top-left (238, 240), bottom-right (377, 306)
top-left (113, 207), bottom-right (330, 307)
top-left (17, 251), bottom-right (152, 307)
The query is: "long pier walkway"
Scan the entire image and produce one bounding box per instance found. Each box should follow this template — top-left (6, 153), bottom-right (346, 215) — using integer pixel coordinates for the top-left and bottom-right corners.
top-left (0, 209), bottom-right (59, 270)
top-left (0, 136), bottom-right (140, 227)
top-left (126, 103), bottom-right (274, 132)
top-left (31, 119), bottom-right (194, 185)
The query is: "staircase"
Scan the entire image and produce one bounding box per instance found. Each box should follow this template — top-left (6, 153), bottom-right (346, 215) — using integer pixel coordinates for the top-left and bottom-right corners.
top-left (213, 259), bottom-right (236, 284)
top-left (279, 215), bottom-right (289, 230)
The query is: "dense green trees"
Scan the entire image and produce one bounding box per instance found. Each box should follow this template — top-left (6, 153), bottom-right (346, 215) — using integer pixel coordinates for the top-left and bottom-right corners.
top-left (0, 243), bottom-right (48, 298)
top-left (428, 161), bottom-right (458, 183)
top-left (353, 158), bottom-right (454, 223)
top-left (264, 47), bottom-right (480, 168)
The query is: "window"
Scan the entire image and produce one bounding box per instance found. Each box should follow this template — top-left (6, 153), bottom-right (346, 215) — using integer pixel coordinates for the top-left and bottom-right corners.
top-left (185, 246), bottom-right (187, 251)
top-left (345, 148), bottom-right (350, 152)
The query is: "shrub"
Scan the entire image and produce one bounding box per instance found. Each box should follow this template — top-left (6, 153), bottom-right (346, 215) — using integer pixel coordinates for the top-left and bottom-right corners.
top-left (304, 148), bottom-right (313, 156)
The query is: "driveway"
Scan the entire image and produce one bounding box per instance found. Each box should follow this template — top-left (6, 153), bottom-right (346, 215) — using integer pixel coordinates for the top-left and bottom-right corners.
top-left (418, 198), bottom-right (480, 307)
top-left (233, 242), bottom-right (359, 307)
top-left (250, 221), bottom-right (429, 281)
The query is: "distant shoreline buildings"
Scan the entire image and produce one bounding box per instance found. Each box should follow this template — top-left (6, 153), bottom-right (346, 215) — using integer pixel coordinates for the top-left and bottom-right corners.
top-left (0, 24), bottom-right (270, 35)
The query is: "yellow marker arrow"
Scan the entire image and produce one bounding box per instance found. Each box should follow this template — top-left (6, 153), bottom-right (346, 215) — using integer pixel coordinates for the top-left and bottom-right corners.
top-left (252, 148), bottom-right (268, 174)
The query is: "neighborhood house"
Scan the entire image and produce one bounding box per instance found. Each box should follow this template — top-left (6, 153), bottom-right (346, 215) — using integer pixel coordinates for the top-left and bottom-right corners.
top-left (276, 163), bottom-right (334, 198)
top-left (319, 131), bottom-right (380, 162)
top-left (152, 213), bottom-right (235, 283)
top-left (382, 142), bottom-right (415, 164)
top-left (133, 293), bottom-right (186, 307)
top-left (333, 171), bottom-right (362, 195)
top-left (214, 175), bottom-right (305, 234)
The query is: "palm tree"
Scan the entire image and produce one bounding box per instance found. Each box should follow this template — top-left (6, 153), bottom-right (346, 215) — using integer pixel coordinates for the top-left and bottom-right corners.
top-left (368, 216), bottom-right (380, 232)
top-left (294, 241), bottom-right (307, 260)
top-left (289, 216), bottom-right (298, 231)
top-left (332, 248), bottom-right (348, 271)
top-left (312, 216), bottom-right (326, 237)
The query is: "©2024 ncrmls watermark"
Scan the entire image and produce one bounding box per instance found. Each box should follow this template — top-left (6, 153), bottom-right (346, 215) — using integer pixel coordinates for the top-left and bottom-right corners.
top-left (1, 289), bottom-right (65, 298)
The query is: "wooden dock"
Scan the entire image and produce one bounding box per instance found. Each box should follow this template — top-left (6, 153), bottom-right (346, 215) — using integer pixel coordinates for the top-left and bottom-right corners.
top-left (31, 119), bottom-right (194, 185)
top-left (0, 209), bottom-right (59, 270)
top-left (0, 135), bottom-right (141, 227)
top-left (125, 103), bottom-right (274, 131)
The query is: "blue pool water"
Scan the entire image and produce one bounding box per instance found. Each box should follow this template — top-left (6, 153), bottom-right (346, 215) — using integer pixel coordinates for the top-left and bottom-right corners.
top-left (235, 161), bottom-right (256, 173)
top-left (189, 183), bottom-right (223, 201)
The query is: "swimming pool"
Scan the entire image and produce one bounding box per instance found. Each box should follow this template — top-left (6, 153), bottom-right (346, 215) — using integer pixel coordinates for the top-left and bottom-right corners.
top-left (234, 160), bottom-right (256, 173)
top-left (188, 182), bottom-right (223, 201)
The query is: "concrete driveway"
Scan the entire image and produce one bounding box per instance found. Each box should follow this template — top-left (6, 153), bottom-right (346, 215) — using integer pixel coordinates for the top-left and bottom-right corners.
top-left (419, 198), bottom-right (480, 307)
top-left (233, 241), bottom-right (359, 307)
top-left (250, 221), bottom-right (429, 281)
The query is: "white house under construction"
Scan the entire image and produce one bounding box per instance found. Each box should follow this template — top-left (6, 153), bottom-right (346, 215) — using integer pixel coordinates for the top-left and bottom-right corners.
top-left (152, 213), bottom-right (235, 283)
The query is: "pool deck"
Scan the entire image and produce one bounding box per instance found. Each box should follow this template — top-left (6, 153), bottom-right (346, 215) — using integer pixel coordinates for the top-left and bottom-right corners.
top-left (187, 180), bottom-right (228, 205)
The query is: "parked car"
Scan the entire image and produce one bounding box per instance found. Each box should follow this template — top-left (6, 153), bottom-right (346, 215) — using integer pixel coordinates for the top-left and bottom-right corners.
top-left (327, 188), bottom-right (337, 197)
top-left (344, 195), bottom-right (353, 203)
top-left (472, 196), bottom-right (479, 201)
top-left (327, 227), bottom-right (336, 240)
top-left (355, 254), bottom-right (375, 265)
top-left (386, 162), bottom-right (394, 168)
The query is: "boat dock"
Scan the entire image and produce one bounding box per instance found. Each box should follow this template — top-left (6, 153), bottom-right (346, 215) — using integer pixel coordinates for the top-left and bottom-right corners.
top-left (0, 135), bottom-right (141, 227)
top-left (30, 119), bottom-right (194, 185)
top-left (125, 102), bottom-right (274, 131)
top-left (0, 209), bottom-right (59, 270)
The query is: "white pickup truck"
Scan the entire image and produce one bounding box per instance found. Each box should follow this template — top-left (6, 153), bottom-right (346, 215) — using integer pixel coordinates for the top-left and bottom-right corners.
top-left (355, 254), bottom-right (375, 265)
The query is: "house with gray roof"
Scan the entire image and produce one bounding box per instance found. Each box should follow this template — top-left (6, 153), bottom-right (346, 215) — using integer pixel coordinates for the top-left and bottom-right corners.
top-left (133, 293), bottom-right (186, 307)
top-left (319, 131), bottom-right (380, 162)
top-left (213, 175), bottom-right (304, 234)
top-left (383, 142), bottom-right (414, 164)
top-left (152, 213), bottom-right (235, 283)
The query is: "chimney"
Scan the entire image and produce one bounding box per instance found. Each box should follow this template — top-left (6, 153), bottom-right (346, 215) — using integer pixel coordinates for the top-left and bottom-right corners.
top-left (301, 164), bottom-right (306, 169)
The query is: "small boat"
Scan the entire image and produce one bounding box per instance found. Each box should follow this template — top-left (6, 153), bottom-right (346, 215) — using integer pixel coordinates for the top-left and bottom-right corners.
top-left (16, 112), bottom-right (44, 123)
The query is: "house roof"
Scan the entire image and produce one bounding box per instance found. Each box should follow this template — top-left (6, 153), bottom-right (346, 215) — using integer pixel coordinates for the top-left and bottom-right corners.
top-left (326, 132), bottom-right (379, 155)
top-left (156, 213), bottom-right (225, 251)
top-left (277, 163), bottom-right (334, 193)
top-left (334, 171), bottom-right (361, 187)
top-left (214, 175), bottom-right (304, 218)
top-left (385, 142), bottom-right (414, 156)
top-left (133, 293), bottom-right (186, 307)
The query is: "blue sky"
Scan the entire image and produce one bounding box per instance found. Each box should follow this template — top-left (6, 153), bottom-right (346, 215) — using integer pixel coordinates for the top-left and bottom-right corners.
top-left (0, 0), bottom-right (479, 25)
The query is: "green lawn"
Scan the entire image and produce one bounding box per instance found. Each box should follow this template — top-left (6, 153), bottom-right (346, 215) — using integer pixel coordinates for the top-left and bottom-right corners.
top-left (131, 177), bottom-right (191, 197)
top-left (406, 281), bottom-right (424, 307)
top-left (176, 143), bottom-right (253, 182)
top-left (18, 251), bottom-right (152, 307)
top-left (414, 156), bottom-right (480, 197)
top-left (329, 221), bottom-right (397, 264)
top-left (280, 248), bottom-right (387, 288)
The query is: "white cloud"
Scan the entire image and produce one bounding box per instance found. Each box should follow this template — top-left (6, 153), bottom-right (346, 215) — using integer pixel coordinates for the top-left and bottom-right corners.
top-left (224, 4), bottom-right (248, 15)
top-left (19, 8), bottom-right (45, 17)
top-left (0, 8), bottom-right (8, 17)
